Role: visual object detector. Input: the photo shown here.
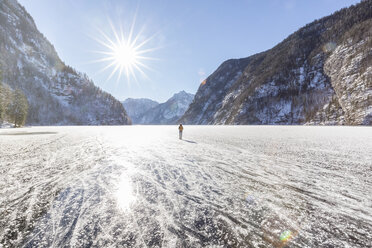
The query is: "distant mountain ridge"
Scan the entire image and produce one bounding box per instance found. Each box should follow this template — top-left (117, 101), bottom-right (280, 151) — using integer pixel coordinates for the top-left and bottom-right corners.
top-left (121, 98), bottom-right (159, 124)
top-left (180, 0), bottom-right (372, 125)
top-left (122, 91), bottom-right (194, 124)
top-left (0, 0), bottom-right (131, 125)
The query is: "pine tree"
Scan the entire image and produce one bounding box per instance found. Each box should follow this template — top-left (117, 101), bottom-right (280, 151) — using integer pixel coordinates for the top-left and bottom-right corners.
top-left (7, 89), bottom-right (29, 127)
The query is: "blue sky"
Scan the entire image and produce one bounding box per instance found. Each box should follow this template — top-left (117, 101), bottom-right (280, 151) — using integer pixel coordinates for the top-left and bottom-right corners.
top-left (19, 0), bottom-right (360, 102)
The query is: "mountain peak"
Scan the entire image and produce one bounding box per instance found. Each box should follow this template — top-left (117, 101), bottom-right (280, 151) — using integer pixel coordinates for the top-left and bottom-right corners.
top-left (171, 90), bottom-right (194, 99)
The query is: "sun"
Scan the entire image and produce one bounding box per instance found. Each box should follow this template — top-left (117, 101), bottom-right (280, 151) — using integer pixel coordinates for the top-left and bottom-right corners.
top-left (92, 20), bottom-right (157, 82)
top-left (108, 40), bottom-right (139, 78)
top-left (114, 43), bottom-right (137, 67)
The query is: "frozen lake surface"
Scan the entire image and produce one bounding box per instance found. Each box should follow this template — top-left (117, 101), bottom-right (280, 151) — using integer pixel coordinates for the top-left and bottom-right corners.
top-left (0, 126), bottom-right (371, 247)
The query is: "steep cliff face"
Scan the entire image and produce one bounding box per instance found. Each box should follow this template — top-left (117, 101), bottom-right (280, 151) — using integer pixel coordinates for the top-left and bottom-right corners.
top-left (180, 0), bottom-right (372, 125)
top-left (323, 19), bottom-right (372, 125)
top-left (0, 0), bottom-right (131, 125)
top-left (128, 91), bottom-right (194, 124)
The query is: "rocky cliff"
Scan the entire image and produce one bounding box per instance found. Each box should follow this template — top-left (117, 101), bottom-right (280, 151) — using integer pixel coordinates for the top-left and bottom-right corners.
top-left (180, 0), bottom-right (371, 125)
top-left (0, 0), bottom-right (131, 125)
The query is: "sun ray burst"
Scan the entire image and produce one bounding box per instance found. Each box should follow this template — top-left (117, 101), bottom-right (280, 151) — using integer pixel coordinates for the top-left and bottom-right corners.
top-left (91, 18), bottom-right (159, 82)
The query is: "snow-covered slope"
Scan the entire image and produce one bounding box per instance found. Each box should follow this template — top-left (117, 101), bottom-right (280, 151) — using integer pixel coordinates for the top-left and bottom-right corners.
top-left (180, 0), bottom-right (372, 125)
top-left (0, 0), bottom-right (131, 125)
top-left (129, 91), bottom-right (194, 124)
top-left (122, 98), bottom-right (159, 124)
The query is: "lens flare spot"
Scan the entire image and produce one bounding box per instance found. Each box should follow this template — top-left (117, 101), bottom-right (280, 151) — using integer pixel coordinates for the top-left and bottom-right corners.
top-left (245, 194), bottom-right (256, 206)
top-left (323, 41), bottom-right (337, 53)
top-left (280, 230), bottom-right (292, 241)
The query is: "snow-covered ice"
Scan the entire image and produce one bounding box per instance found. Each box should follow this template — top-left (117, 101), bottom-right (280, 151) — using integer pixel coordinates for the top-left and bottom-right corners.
top-left (0, 126), bottom-right (371, 247)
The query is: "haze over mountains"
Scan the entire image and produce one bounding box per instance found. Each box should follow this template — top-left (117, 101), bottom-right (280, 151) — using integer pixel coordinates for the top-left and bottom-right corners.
top-left (122, 91), bottom-right (194, 124)
top-left (0, 0), bottom-right (131, 125)
top-left (180, 0), bottom-right (372, 125)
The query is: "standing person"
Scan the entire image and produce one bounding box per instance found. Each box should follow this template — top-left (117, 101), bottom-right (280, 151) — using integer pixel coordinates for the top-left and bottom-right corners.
top-left (178, 124), bottom-right (183, 140)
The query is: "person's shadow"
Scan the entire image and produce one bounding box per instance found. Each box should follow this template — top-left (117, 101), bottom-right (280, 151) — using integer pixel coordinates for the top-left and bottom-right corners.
top-left (182, 139), bottom-right (197, 144)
